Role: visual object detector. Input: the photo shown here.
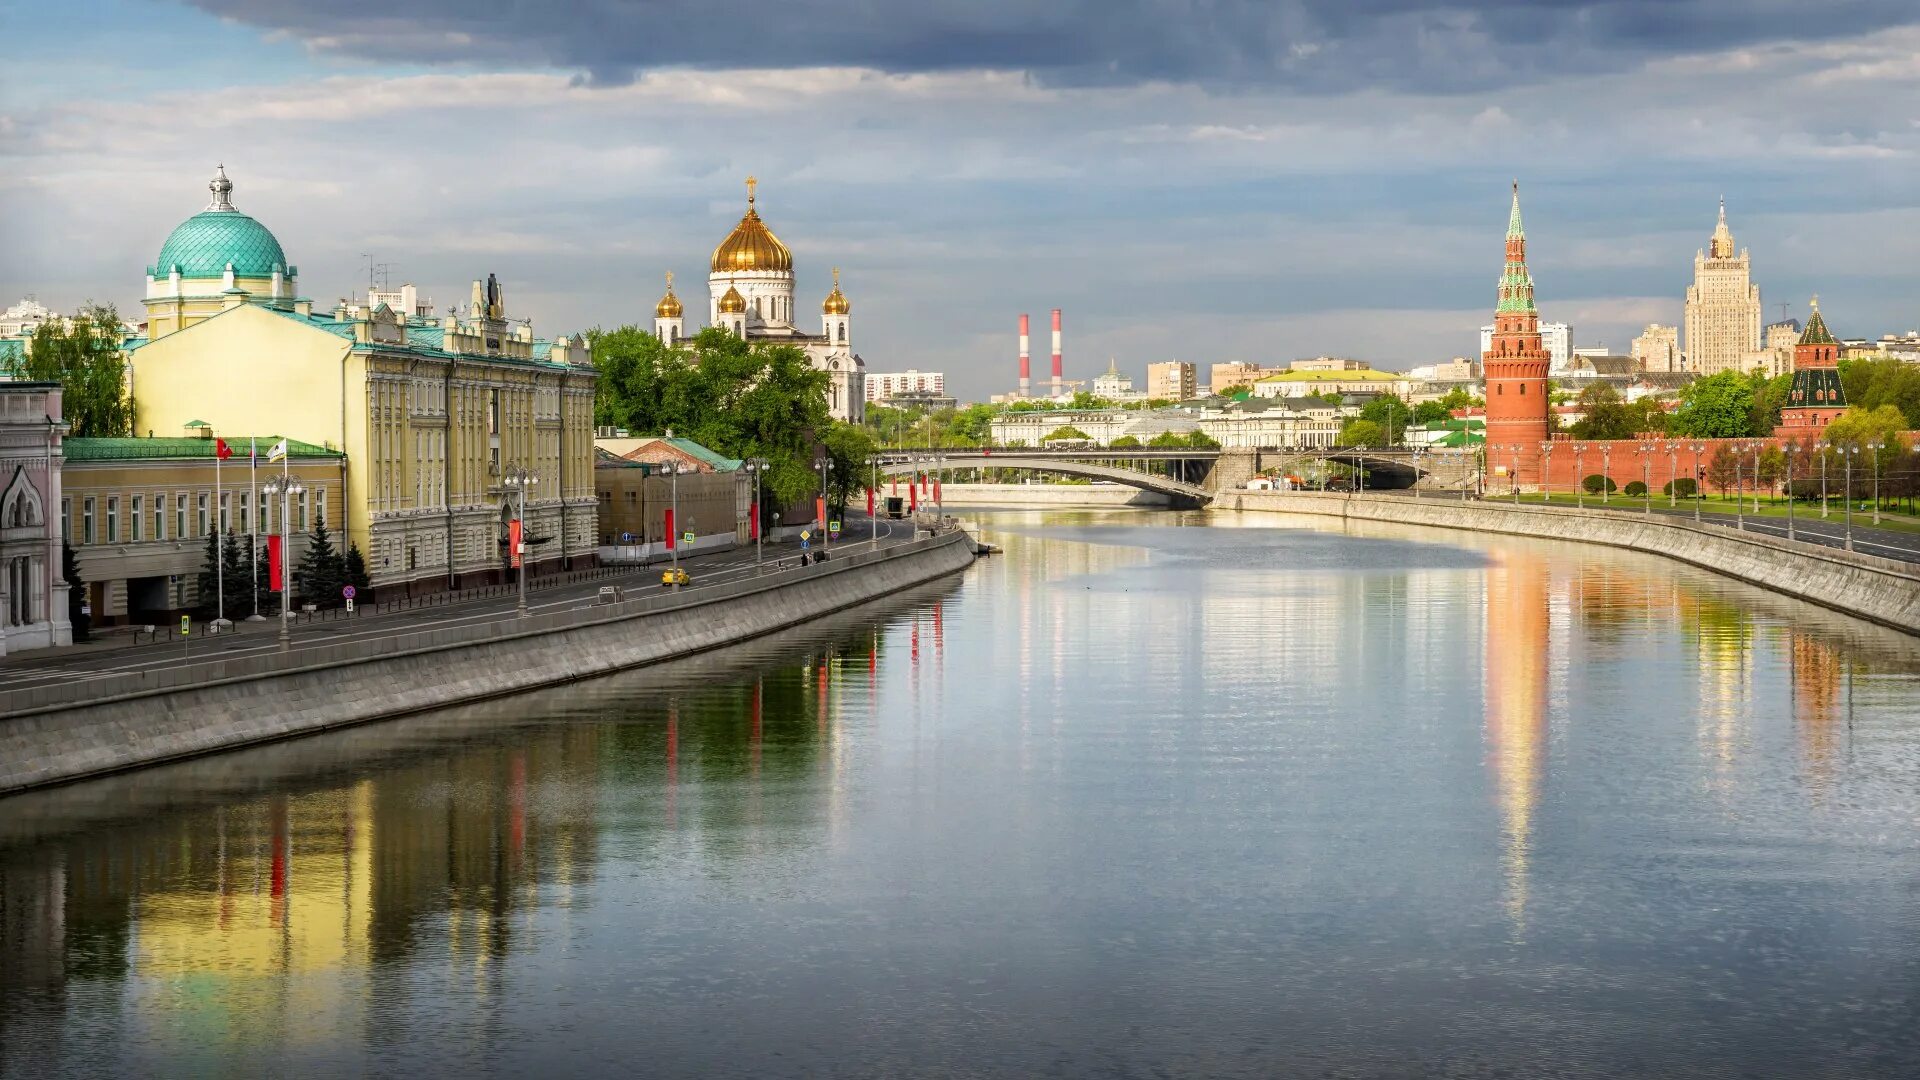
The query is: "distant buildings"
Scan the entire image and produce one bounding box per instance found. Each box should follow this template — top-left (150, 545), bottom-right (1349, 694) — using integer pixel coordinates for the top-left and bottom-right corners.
top-left (867, 369), bottom-right (946, 403)
top-left (1631, 324), bottom-right (1681, 373)
top-left (1250, 363), bottom-right (1407, 399)
top-left (1683, 199), bottom-right (1763, 377)
top-left (1482, 321), bottom-right (1570, 371)
top-left (1209, 361), bottom-right (1266, 394)
top-left (1090, 359), bottom-right (1136, 399)
top-left (1145, 361), bottom-right (1196, 401)
top-left (1776, 299), bottom-right (1848, 438)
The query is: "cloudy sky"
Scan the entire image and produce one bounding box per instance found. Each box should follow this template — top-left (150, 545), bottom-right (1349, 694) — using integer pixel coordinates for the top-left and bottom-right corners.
top-left (4, 0), bottom-right (1917, 398)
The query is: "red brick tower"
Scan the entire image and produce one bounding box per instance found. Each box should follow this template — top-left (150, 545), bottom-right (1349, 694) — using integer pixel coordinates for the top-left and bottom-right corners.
top-left (1775, 297), bottom-right (1847, 437)
top-left (1483, 183), bottom-right (1551, 487)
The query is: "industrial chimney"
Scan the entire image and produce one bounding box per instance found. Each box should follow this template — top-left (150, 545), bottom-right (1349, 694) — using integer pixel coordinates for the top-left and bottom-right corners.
top-left (1050, 309), bottom-right (1063, 397)
top-left (1018, 313), bottom-right (1031, 397)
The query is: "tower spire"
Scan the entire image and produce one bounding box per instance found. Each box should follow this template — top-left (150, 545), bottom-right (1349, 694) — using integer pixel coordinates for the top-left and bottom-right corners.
top-left (206, 164), bottom-right (235, 212)
top-left (1507, 180), bottom-right (1524, 239)
top-left (1710, 196), bottom-right (1735, 258)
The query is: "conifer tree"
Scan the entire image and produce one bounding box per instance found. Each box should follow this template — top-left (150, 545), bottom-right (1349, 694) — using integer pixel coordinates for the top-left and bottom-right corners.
top-left (220, 528), bottom-right (247, 620)
top-left (342, 541), bottom-right (372, 598)
top-left (194, 528), bottom-right (222, 620)
top-left (296, 511), bottom-right (344, 607)
top-left (62, 540), bottom-right (89, 642)
top-left (253, 539), bottom-right (275, 616)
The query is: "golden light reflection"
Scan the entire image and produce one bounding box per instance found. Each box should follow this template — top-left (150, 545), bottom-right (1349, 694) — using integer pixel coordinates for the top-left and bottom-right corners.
top-left (1792, 633), bottom-right (1844, 794)
top-left (1483, 551), bottom-right (1549, 937)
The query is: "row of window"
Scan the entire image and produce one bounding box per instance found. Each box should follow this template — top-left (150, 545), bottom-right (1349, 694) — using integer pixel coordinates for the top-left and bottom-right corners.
top-left (63, 486), bottom-right (325, 546)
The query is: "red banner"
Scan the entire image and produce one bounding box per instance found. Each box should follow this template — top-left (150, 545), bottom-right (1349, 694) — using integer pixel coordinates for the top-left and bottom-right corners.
top-left (933, 477), bottom-right (941, 503)
top-left (749, 500), bottom-right (759, 540)
top-left (267, 533), bottom-right (284, 591)
top-left (909, 484), bottom-right (918, 512)
top-left (664, 508), bottom-right (675, 549)
top-left (509, 518), bottom-right (523, 568)
top-left (815, 496), bottom-right (826, 530)
top-left (866, 487), bottom-right (874, 516)
top-left (890, 476), bottom-right (898, 496)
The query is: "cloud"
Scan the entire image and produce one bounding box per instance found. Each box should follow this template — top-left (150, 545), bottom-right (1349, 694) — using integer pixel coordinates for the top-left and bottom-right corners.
top-left (176, 1), bottom-right (1920, 92)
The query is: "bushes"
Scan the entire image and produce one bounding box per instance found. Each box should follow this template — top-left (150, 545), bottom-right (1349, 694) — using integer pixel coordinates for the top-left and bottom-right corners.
top-left (1581, 474), bottom-right (1618, 495)
top-left (1663, 477), bottom-right (1698, 498)
top-left (1623, 480), bottom-right (1648, 497)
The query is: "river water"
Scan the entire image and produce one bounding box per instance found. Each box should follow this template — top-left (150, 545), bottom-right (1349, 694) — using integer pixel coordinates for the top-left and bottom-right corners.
top-left (4, 508), bottom-right (1919, 1078)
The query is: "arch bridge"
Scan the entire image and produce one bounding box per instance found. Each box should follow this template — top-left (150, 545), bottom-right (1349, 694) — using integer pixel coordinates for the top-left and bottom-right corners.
top-left (877, 452), bottom-right (1214, 506)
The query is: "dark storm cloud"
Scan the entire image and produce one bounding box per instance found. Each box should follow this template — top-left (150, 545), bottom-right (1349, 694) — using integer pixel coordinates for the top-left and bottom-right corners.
top-left (181, 0), bottom-right (1920, 90)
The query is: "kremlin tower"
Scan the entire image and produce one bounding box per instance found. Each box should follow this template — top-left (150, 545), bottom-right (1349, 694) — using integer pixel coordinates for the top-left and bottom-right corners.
top-left (1482, 183), bottom-right (1551, 487)
top-left (1775, 297), bottom-right (1847, 437)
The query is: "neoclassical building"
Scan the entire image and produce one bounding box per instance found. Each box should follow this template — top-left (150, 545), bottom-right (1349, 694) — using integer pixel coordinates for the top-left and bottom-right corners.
top-left (1683, 199), bottom-right (1763, 378)
top-left (129, 168), bottom-right (600, 596)
top-left (0, 382), bottom-right (69, 655)
top-left (652, 178), bottom-right (866, 422)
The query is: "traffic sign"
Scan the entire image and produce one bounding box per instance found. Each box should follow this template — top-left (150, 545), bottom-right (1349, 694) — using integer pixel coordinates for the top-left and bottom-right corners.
top-left (829, 520), bottom-right (841, 536)
top-left (342, 585), bottom-right (357, 599)
top-left (682, 531), bottom-right (695, 545)
top-left (346, 598), bottom-right (355, 613)
top-left (800, 530), bottom-right (811, 541)
top-left (180, 614), bottom-right (190, 635)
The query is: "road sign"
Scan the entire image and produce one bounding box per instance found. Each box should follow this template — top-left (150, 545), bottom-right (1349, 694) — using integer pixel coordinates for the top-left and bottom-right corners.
top-left (682, 531), bottom-right (695, 545)
top-left (801, 538), bottom-right (810, 551)
top-left (829, 520), bottom-right (841, 536)
top-left (800, 530), bottom-right (811, 541)
top-left (342, 584), bottom-right (357, 599)
top-left (180, 614), bottom-right (190, 635)
top-left (346, 598), bottom-right (355, 613)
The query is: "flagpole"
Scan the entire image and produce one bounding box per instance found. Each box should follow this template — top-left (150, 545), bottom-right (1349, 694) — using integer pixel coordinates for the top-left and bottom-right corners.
top-left (248, 437), bottom-right (262, 620)
top-left (214, 441), bottom-right (224, 626)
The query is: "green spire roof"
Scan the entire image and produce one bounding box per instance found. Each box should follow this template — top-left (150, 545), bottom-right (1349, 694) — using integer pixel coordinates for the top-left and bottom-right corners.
top-left (1798, 298), bottom-right (1836, 345)
top-left (1496, 183), bottom-right (1537, 315)
top-left (148, 167), bottom-right (290, 279)
top-left (1507, 181), bottom-right (1525, 239)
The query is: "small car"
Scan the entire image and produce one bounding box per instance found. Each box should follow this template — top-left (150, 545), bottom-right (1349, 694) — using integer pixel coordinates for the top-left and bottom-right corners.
top-left (661, 568), bottom-right (690, 587)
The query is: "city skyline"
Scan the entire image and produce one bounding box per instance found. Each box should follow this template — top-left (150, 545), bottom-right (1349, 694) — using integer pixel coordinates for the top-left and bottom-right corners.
top-left (5, 1), bottom-right (1919, 400)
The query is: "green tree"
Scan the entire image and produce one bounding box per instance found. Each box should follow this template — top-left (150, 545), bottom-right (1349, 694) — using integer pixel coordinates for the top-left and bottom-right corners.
top-left (1823, 406), bottom-right (1911, 498)
top-left (820, 422), bottom-right (877, 518)
top-left (1042, 425), bottom-right (1093, 442)
top-left (194, 528), bottom-right (221, 620)
top-left (253, 538), bottom-right (276, 617)
top-left (1358, 394), bottom-right (1413, 443)
top-left (1338, 418), bottom-right (1385, 446)
top-left (1750, 371), bottom-right (1794, 436)
top-left (63, 540), bottom-right (88, 642)
top-left (1624, 394), bottom-right (1671, 437)
top-left (1109, 435), bottom-right (1143, 448)
top-left (1569, 383), bottom-right (1637, 441)
top-left (343, 541), bottom-right (373, 597)
top-left (296, 511), bottom-right (344, 608)
top-left (1582, 474), bottom-right (1617, 495)
top-left (1147, 430), bottom-right (1190, 448)
top-left (1839, 357), bottom-right (1920, 428)
top-left (1705, 444), bottom-right (1739, 494)
top-left (949, 403), bottom-right (997, 445)
top-left (219, 528), bottom-right (248, 620)
top-left (1670, 372), bottom-right (1760, 438)
top-left (1663, 477), bottom-right (1698, 498)
top-left (21, 303), bottom-right (132, 437)
top-left (1185, 431), bottom-right (1221, 449)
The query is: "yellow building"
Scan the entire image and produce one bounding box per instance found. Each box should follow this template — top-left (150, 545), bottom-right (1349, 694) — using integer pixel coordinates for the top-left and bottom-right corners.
top-left (129, 169), bottom-right (599, 594)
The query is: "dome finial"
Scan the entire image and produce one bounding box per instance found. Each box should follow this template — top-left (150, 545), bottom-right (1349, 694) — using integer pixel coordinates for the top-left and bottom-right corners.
top-left (207, 164), bottom-right (235, 211)
top-left (1810, 293), bottom-right (1819, 312)
top-left (746, 175), bottom-right (757, 209)
top-left (665, 269), bottom-right (674, 291)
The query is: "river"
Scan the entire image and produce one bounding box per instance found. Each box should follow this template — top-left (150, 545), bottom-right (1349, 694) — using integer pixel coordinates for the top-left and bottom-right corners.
top-left (3, 508), bottom-right (1919, 1078)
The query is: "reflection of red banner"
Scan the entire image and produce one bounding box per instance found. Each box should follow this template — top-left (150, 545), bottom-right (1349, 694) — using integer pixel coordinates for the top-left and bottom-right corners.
top-left (509, 518), bottom-right (523, 568)
top-left (749, 500), bottom-right (759, 540)
top-left (933, 477), bottom-right (941, 503)
top-left (267, 533), bottom-right (284, 591)
top-left (664, 508), bottom-right (675, 549)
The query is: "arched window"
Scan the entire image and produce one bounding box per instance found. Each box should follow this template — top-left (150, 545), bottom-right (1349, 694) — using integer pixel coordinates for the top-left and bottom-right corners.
top-left (837, 323), bottom-right (845, 344)
top-left (1519, 384), bottom-right (1526, 395)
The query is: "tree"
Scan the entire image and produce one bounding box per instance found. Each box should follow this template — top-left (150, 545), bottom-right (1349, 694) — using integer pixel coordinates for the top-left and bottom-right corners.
top-left (343, 541), bottom-right (373, 597)
top-left (1823, 406), bottom-right (1911, 499)
top-left (1750, 371), bottom-right (1794, 436)
top-left (296, 511), bottom-right (344, 608)
top-left (1109, 435), bottom-right (1142, 448)
top-left (820, 422), bottom-right (877, 518)
top-left (1358, 394), bottom-right (1413, 444)
top-left (1569, 383), bottom-right (1637, 441)
top-left (194, 528), bottom-right (222, 620)
top-left (1185, 431), bottom-right (1221, 449)
top-left (254, 538), bottom-right (276, 616)
top-left (220, 528), bottom-right (248, 621)
top-left (20, 303), bottom-right (132, 437)
top-left (1624, 395), bottom-right (1671, 437)
top-left (1623, 480), bottom-right (1648, 497)
top-left (1839, 357), bottom-right (1920, 429)
top-left (1670, 372), bottom-right (1759, 438)
top-left (1043, 425), bottom-right (1093, 442)
top-left (1705, 444), bottom-right (1739, 494)
top-left (1756, 444), bottom-right (1786, 493)
top-left (1582, 474), bottom-right (1617, 495)
top-left (1338, 418), bottom-right (1384, 447)
top-left (1663, 477), bottom-right (1698, 499)
top-left (63, 540), bottom-right (88, 642)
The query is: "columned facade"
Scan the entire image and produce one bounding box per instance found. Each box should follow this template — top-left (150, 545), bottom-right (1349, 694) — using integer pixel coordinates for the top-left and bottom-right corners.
top-left (1482, 184), bottom-right (1550, 488)
top-left (0, 382), bottom-right (70, 655)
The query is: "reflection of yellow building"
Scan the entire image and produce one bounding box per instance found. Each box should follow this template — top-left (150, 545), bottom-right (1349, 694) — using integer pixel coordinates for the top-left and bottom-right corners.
top-left (1792, 634), bottom-right (1843, 791)
top-left (129, 168), bottom-right (600, 593)
top-left (1484, 551), bottom-right (1548, 932)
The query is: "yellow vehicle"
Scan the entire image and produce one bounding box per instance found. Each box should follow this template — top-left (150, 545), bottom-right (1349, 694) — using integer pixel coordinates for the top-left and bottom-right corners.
top-left (661, 567), bottom-right (690, 587)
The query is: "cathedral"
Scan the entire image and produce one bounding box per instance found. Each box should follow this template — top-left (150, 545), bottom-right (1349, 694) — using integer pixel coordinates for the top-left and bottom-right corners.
top-left (653, 178), bottom-right (866, 422)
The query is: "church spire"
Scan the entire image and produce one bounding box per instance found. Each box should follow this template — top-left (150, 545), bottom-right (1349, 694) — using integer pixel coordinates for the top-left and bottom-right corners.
top-left (1507, 180), bottom-right (1524, 240)
top-left (1709, 196), bottom-right (1735, 258)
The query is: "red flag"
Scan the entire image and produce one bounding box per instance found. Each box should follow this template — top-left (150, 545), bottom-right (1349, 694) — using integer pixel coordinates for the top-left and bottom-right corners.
top-left (664, 508), bottom-right (675, 550)
top-left (815, 496), bottom-right (826, 530)
top-left (749, 499), bottom-right (760, 540)
top-left (267, 533), bottom-right (284, 591)
top-left (909, 484), bottom-right (918, 512)
top-left (214, 437), bottom-right (233, 460)
top-left (509, 518), bottom-right (523, 568)
top-left (934, 476), bottom-right (941, 502)
top-left (866, 487), bottom-right (874, 516)
top-left (890, 475), bottom-right (898, 496)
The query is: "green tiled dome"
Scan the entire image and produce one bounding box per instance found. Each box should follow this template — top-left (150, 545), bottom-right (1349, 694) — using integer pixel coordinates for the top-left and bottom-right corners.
top-left (152, 210), bottom-right (288, 278)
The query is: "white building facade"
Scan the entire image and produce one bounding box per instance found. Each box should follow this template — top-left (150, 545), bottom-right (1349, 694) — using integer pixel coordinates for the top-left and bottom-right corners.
top-left (0, 382), bottom-right (70, 655)
top-left (867, 370), bottom-right (946, 402)
top-left (1482, 320), bottom-right (1570, 371)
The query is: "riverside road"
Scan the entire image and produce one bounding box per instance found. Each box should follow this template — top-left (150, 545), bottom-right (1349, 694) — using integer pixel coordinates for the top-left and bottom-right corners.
top-left (0, 517), bottom-right (914, 696)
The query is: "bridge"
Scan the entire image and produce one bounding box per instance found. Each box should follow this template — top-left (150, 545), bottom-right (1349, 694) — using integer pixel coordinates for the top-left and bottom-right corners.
top-left (877, 452), bottom-right (1215, 506)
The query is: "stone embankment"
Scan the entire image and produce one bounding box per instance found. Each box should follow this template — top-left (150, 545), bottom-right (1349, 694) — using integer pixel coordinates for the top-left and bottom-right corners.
top-left (1219, 491), bottom-right (1920, 635)
top-left (936, 483), bottom-right (1172, 508)
top-left (0, 530), bottom-right (976, 795)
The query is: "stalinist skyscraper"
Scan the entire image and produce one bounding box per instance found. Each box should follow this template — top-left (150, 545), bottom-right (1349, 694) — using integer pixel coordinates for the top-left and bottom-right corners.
top-left (1683, 199), bottom-right (1762, 377)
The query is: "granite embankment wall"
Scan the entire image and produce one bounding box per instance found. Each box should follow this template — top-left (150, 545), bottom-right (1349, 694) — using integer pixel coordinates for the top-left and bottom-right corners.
top-left (936, 483), bottom-right (1172, 507)
top-left (1219, 491), bottom-right (1920, 635)
top-left (0, 531), bottom-right (976, 795)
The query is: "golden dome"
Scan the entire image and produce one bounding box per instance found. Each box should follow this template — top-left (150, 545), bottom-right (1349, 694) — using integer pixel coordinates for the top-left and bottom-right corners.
top-left (717, 283), bottom-right (747, 314)
top-left (710, 176), bottom-right (793, 274)
top-left (654, 271), bottom-right (683, 319)
top-left (822, 266), bottom-right (850, 315)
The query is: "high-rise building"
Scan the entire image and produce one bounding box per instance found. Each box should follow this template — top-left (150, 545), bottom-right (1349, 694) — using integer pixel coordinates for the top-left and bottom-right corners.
top-left (1631, 324), bottom-right (1681, 373)
top-left (1209, 362), bottom-right (1266, 394)
top-left (1482, 184), bottom-right (1550, 488)
top-left (1482, 321), bottom-right (1569, 370)
top-left (1146, 360), bottom-right (1196, 401)
top-left (1776, 298), bottom-right (1847, 437)
top-left (1683, 199), bottom-right (1763, 377)
top-left (865, 369), bottom-right (946, 402)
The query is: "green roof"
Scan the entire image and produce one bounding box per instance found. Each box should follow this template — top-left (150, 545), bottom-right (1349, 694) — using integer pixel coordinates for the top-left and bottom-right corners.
top-left (1258, 369), bottom-right (1400, 382)
top-left (641, 436), bottom-right (742, 472)
top-left (150, 210), bottom-right (290, 279)
top-left (1799, 304), bottom-right (1837, 346)
top-left (64, 436), bottom-right (341, 462)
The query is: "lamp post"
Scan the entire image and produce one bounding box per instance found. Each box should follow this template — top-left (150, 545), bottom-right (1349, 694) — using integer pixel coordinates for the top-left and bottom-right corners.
top-left (1601, 444), bottom-right (1612, 504)
top-left (1634, 442), bottom-right (1650, 514)
top-left (1733, 442), bottom-right (1746, 532)
top-left (1691, 443), bottom-right (1706, 523)
top-left (1817, 441), bottom-right (1830, 518)
top-left (870, 454), bottom-right (880, 546)
top-left (663, 462), bottom-right (683, 574)
top-left (816, 458), bottom-right (831, 555)
top-left (502, 465), bottom-right (536, 616)
top-left (1842, 444), bottom-right (1857, 551)
top-left (1539, 441), bottom-right (1553, 504)
top-left (261, 473), bottom-right (304, 651)
top-left (1574, 444), bottom-right (1586, 508)
top-left (1667, 443), bottom-right (1679, 508)
top-left (745, 461), bottom-right (765, 567)
top-left (1509, 444), bottom-right (1521, 506)
top-left (1411, 442), bottom-right (1422, 499)
top-left (1869, 441), bottom-right (1885, 525)
top-left (1783, 442), bottom-right (1798, 543)
top-left (1749, 441), bottom-right (1764, 514)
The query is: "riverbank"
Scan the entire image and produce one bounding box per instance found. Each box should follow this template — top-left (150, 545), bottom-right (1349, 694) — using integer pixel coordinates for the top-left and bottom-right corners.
top-left (1218, 491), bottom-right (1920, 635)
top-left (936, 483), bottom-right (1172, 508)
top-left (0, 529), bottom-right (976, 795)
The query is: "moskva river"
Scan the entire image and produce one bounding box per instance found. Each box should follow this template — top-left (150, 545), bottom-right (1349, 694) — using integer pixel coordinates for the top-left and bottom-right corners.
top-left (4, 509), bottom-right (1919, 1078)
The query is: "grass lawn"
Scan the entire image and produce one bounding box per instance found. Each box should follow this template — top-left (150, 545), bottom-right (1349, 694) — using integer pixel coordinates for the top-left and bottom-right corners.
top-left (1480, 490), bottom-right (1920, 535)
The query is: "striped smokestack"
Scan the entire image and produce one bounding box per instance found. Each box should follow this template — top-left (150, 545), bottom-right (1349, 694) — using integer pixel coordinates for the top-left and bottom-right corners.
top-left (1050, 309), bottom-right (1063, 396)
top-left (1018, 313), bottom-right (1031, 396)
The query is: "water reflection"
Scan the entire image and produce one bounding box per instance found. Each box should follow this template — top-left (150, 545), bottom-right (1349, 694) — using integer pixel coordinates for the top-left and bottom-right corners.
top-left (1483, 550), bottom-right (1549, 936)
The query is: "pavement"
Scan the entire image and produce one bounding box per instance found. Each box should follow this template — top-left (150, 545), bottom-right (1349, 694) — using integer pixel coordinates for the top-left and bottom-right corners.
top-left (0, 515), bottom-right (915, 695)
top-left (1391, 489), bottom-right (1920, 565)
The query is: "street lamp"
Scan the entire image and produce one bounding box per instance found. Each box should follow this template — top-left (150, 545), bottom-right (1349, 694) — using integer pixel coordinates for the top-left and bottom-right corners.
top-left (502, 465), bottom-right (537, 616)
top-left (816, 458), bottom-right (831, 555)
top-left (1539, 440), bottom-right (1553, 504)
top-left (1869, 441), bottom-right (1886, 525)
top-left (1816, 441), bottom-right (1830, 518)
top-left (1842, 444), bottom-right (1858, 552)
top-left (1732, 442), bottom-right (1746, 532)
top-left (1667, 442), bottom-right (1680, 508)
top-left (1509, 443), bottom-right (1521, 506)
top-left (1783, 442), bottom-right (1799, 543)
top-left (1691, 443), bottom-right (1706, 523)
top-left (1639, 442), bottom-right (1654, 515)
top-left (261, 473), bottom-right (304, 651)
top-left (1601, 444), bottom-right (1612, 504)
top-left (1574, 444), bottom-right (1586, 508)
top-left (1748, 442), bottom-right (1764, 514)
top-left (744, 460), bottom-right (766, 567)
top-left (660, 462), bottom-right (684, 574)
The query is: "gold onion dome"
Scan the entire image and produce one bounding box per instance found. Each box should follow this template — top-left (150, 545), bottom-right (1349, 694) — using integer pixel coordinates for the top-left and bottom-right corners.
top-left (822, 267), bottom-right (850, 315)
top-left (654, 271), bottom-right (683, 318)
top-left (717, 283), bottom-right (747, 314)
top-left (710, 176), bottom-right (793, 273)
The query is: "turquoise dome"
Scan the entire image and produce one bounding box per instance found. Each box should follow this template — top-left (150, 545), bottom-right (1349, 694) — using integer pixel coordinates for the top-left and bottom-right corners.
top-left (152, 210), bottom-right (288, 279)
